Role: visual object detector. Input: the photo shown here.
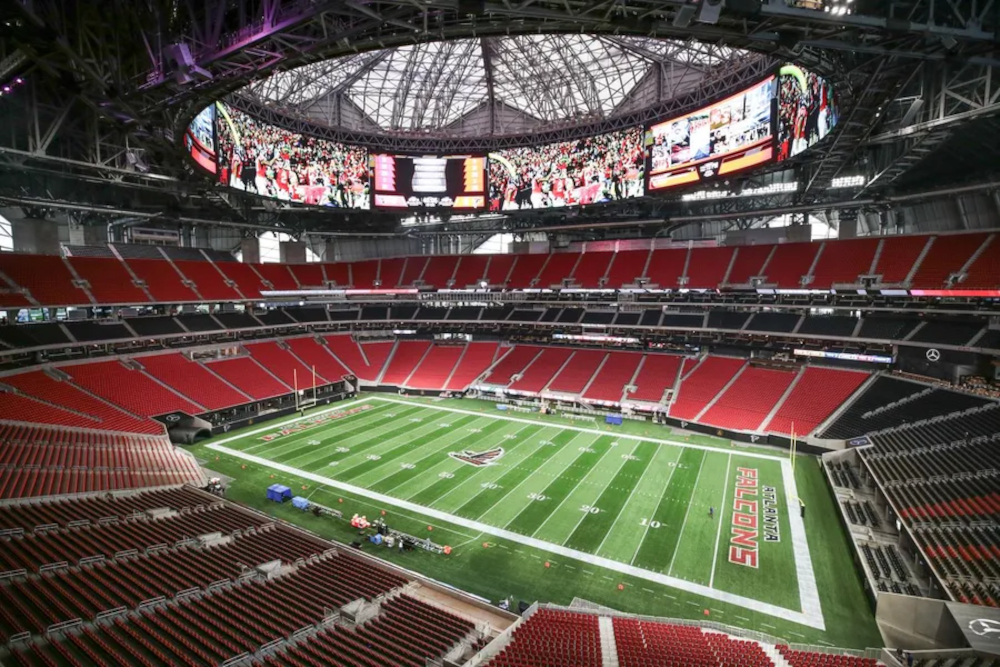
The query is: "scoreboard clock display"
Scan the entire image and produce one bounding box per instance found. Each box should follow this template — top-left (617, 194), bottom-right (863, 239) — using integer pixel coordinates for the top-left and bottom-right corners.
top-left (372, 154), bottom-right (487, 209)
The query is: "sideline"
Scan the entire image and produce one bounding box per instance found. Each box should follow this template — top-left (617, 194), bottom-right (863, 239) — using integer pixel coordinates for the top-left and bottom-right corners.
top-left (205, 394), bottom-right (825, 630)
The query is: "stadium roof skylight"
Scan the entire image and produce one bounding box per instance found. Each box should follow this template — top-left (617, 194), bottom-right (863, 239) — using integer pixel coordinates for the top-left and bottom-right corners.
top-left (240, 35), bottom-right (746, 133)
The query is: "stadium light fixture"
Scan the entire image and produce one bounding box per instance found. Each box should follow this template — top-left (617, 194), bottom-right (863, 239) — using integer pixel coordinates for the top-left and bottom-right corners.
top-left (830, 175), bottom-right (866, 188)
top-left (681, 181), bottom-right (797, 201)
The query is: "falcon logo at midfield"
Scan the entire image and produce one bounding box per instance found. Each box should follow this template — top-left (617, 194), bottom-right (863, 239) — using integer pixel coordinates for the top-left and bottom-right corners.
top-left (449, 447), bottom-right (505, 467)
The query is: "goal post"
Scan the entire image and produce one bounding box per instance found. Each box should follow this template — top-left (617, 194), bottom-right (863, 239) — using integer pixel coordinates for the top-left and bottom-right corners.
top-left (294, 366), bottom-right (319, 412)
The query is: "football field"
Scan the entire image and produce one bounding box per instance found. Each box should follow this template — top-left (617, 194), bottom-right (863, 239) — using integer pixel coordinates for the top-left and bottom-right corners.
top-left (204, 396), bottom-right (824, 630)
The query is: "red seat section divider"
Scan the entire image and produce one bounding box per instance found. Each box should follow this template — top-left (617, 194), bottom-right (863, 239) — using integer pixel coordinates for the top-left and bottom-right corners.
top-left (138, 353), bottom-right (250, 410)
top-left (203, 357), bottom-right (291, 399)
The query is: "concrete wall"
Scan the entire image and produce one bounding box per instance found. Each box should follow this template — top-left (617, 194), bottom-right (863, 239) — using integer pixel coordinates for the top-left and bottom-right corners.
top-left (876, 593), bottom-right (966, 650)
top-left (240, 238), bottom-right (261, 264)
top-left (279, 240), bottom-right (307, 264)
top-left (322, 237), bottom-right (424, 262)
top-left (12, 217), bottom-right (61, 255)
top-left (724, 224), bottom-right (811, 246)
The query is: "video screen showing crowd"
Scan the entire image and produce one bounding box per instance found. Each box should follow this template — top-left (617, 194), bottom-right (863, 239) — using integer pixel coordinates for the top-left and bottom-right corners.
top-left (488, 127), bottom-right (645, 210)
top-left (776, 65), bottom-right (838, 161)
top-left (647, 77), bottom-right (774, 191)
top-left (215, 102), bottom-right (371, 209)
top-left (195, 64), bottom-right (837, 210)
top-left (184, 105), bottom-right (216, 174)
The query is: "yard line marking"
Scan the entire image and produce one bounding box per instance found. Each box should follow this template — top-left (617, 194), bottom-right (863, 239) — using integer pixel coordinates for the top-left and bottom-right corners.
top-left (205, 440), bottom-right (826, 630)
top-left (498, 432), bottom-right (605, 530)
top-left (372, 397), bottom-right (786, 462)
top-left (289, 411), bottom-right (452, 470)
top-left (450, 532), bottom-right (484, 550)
top-left (592, 440), bottom-right (653, 555)
top-left (641, 588), bottom-right (656, 594)
top-left (666, 450), bottom-right (708, 577)
top-left (354, 414), bottom-right (494, 487)
top-left (558, 442), bottom-right (638, 548)
top-left (527, 434), bottom-right (616, 537)
top-left (628, 447), bottom-right (681, 565)
top-left (240, 399), bottom-right (383, 452)
top-left (261, 403), bottom-right (416, 460)
top-left (409, 424), bottom-right (550, 505)
top-left (708, 452), bottom-right (733, 589)
top-left (376, 421), bottom-right (529, 495)
top-left (474, 432), bottom-right (589, 523)
top-left (736, 616), bottom-right (751, 623)
top-left (217, 397), bottom-right (370, 450)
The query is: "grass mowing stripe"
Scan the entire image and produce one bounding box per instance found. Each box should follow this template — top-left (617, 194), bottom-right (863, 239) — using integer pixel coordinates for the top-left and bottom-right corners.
top-left (709, 453), bottom-right (733, 589)
top-left (269, 405), bottom-right (423, 463)
top-left (666, 451), bottom-right (729, 584)
top-left (503, 436), bottom-right (614, 536)
top-left (562, 441), bottom-right (659, 553)
top-left (261, 403), bottom-right (402, 459)
top-left (298, 412), bottom-right (456, 473)
top-left (388, 423), bottom-right (542, 500)
top-left (242, 401), bottom-right (392, 453)
top-left (432, 429), bottom-right (573, 515)
top-left (630, 448), bottom-right (706, 572)
top-left (597, 443), bottom-right (682, 562)
top-left (367, 418), bottom-right (511, 494)
top-left (284, 407), bottom-right (436, 468)
top-left (407, 426), bottom-right (546, 506)
top-left (451, 430), bottom-right (579, 520)
top-left (482, 433), bottom-right (603, 529)
top-left (330, 414), bottom-right (481, 480)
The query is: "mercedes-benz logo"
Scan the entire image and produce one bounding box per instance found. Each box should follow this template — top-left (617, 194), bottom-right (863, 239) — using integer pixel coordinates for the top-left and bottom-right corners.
top-left (969, 618), bottom-right (1000, 637)
top-left (165, 414), bottom-right (181, 422)
top-left (926, 349), bottom-right (941, 362)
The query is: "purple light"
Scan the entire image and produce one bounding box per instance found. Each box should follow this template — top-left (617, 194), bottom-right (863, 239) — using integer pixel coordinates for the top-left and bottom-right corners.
top-left (2, 87), bottom-right (9, 93)
top-left (15, 78), bottom-right (23, 84)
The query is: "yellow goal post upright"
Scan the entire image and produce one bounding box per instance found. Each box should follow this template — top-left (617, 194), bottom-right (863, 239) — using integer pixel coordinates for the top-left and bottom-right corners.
top-left (294, 366), bottom-right (319, 412)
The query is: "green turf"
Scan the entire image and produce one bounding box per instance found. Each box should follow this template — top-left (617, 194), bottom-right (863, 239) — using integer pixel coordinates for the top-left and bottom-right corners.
top-left (191, 394), bottom-right (883, 651)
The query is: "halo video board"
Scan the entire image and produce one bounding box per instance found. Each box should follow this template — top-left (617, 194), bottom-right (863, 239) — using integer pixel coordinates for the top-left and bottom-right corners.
top-left (646, 76), bottom-right (775, 191)
top-left (488, 127), bottom-right (645, 210)
top-left (372, 154), bottom-right (487, 209)
top-left (214, 102), bottom-right (371, 209)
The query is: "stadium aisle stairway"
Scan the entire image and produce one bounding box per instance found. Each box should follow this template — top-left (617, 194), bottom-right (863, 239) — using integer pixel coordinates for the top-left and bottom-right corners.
top-left (68, 256), bottom-right (150, 304)
top-left (63, 361), bottom-right (203, 418)
top-left (764, 367), bottom-right (868, 436)
top-left (482, 346), bottom-right (542, 386)
top-left (510, 347), bottom-right (573, 393)
top-left (627, 354), bottom-right (683, 404)
top-left (699, 366), bottom-right (797, 432)
top-left (407, 344), bottom-right (465, 390)
top-left (669, 356), bottom-right (746, 421)
top-left (446, 342), bottom-right (502, 390)
top-left (202, 357), bottom-right (291, 400)
top-left (284, 337), bottom-right (352, 383)
top-left (381, 340), bottom-right (432, 385)
top-left (324, 335), bottom-right (393, 382)
top-left (137, 353), bottom-right (251, 410)
top-left (546, 349), bottom-right (606, 394)
top-left (582, 351), bottom-right (643, 403)
top-left (246, 341), bottom-right (329, 390)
